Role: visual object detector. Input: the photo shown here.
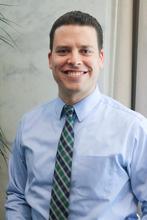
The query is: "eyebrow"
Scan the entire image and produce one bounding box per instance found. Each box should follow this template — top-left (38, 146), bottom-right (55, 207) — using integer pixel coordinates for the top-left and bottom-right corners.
top-left (55, 46), bottom-right (70, 49)
top-left (55, 45), bottom-right (94, 49)
top-left (81, 45), bottom-right (94, 48)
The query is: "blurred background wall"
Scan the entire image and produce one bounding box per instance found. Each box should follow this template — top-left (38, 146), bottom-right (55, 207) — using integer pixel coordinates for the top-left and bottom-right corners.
top-left (0, 0), bottom-right (146, 219)
top-left (135, 0), bottom-right (147, 116)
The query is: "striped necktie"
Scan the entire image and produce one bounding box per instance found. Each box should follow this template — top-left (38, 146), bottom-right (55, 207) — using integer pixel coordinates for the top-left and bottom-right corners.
top-left (49, 104), bottom-right (75, 220)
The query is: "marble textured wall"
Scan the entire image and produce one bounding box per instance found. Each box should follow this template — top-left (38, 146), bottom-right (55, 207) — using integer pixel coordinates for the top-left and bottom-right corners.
top-left (0, 0), bottom-right (107, 142)
top-left (0, 0), bottom-right (108, 218)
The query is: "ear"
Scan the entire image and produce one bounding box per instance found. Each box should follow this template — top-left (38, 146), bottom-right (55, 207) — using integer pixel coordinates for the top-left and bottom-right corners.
top-left (48, 51), bottom-right (52, 69)
top-left (99, 49), bottom-right (104, 69)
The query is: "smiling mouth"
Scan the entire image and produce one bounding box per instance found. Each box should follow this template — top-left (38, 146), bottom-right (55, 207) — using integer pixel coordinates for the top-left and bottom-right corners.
top-left (63, 71), bottom-right (88, 77)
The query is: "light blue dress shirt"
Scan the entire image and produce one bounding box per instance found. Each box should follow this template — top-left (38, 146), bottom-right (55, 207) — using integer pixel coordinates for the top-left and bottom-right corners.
top-left (6, 87), bottom-right (147, 220)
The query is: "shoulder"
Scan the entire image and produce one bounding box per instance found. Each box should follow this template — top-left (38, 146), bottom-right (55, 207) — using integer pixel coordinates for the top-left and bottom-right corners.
top-left (20, 99), bottom-right (58, 127)
top-left (99, 94), bottom-right (147, 129)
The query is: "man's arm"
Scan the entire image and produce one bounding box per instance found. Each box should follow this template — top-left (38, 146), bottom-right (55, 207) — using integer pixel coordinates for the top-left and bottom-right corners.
top-left (5, 121), bottom-right (31, 219)
top-left (130, 117), bottom-right (147, 219)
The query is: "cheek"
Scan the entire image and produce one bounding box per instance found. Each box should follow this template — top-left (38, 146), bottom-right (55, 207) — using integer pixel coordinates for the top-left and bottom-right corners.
top-left (93, 60), bottom-right (102, 71)
top-left (84, 58), bottom-right (99, 69)
top-left (49, 61), bottom-right (57, 70)
top-left (52, 71), bottom-right (61, 85)
top-left (51, 67), bottom-right (64, 82)
top-left (52, 56), bottom-right (67, 68)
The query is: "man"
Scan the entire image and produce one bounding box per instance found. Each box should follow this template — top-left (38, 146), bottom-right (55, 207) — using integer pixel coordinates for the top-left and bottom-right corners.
top-left (5, 11), bottom-right (147, 220)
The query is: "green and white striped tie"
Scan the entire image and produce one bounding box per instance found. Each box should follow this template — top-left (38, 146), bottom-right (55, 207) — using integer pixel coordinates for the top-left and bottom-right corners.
top-left (49, 104), bottom-right (75, 220)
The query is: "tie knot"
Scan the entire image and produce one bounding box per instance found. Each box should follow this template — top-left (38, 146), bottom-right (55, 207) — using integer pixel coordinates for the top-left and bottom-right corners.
top-left (63, 104), bottom-right (75, 119)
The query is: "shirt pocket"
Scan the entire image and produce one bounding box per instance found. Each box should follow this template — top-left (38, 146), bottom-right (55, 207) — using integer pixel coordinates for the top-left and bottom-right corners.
top-left (72, 154), bottom-right (129, 201)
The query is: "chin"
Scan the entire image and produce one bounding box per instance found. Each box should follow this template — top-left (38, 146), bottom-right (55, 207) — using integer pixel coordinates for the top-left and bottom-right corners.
top-left (67, 86), bottom-right (82, 93)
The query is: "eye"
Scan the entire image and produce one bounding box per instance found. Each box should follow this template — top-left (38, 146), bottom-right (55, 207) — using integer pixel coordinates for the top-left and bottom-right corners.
top-left (80, 48), bottom-right (93, 56)
top-left (55, 48), bottom-right (70, 56)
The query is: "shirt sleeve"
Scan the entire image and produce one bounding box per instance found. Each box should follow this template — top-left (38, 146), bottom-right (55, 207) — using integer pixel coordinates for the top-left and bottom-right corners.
top-left (130, 116), bottom-right (147, 219)
top-left (5, 119), bottom-right (32, 220)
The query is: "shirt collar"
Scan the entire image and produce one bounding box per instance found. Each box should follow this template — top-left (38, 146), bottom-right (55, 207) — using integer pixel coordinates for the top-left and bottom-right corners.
top-left (74, 86), bottom-right (101, 122)
top-left (55, 86), bottom-right (101, 122)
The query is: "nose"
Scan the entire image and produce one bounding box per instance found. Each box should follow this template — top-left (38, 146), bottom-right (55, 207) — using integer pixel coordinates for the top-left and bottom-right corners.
top-left (67, 51), bottom-right (82, 66)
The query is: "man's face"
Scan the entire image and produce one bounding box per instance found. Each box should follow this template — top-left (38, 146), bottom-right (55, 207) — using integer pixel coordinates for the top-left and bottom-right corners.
top-left (48, 25), bottom-right (104, 103)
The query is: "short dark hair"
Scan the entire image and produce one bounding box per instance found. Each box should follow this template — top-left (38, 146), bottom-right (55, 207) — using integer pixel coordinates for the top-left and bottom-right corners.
top-left (49, 11), bottom-right (103, 51)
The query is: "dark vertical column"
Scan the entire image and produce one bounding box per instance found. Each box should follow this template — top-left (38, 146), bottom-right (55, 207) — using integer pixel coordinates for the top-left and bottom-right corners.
top-left (131, 0), bottom-right (140, 110)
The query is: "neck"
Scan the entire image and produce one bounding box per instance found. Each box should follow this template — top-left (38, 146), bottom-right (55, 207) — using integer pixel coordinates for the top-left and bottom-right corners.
top-left (59, 95), bottom-right (83, 105)
top-left (59, 87), bottom-right (96, 105)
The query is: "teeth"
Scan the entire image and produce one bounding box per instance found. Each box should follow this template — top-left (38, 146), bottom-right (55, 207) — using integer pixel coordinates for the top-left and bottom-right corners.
top-left (65, 71), bottom-right (86, 76)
